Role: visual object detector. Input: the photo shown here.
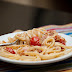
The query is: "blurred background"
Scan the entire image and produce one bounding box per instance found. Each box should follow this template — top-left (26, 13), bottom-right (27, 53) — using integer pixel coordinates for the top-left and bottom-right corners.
top-left (0, 0), bottom-right (72, 35)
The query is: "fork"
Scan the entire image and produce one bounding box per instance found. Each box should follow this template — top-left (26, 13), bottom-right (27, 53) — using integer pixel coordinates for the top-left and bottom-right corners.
top-left (0, 39), bottom-right (18, 46)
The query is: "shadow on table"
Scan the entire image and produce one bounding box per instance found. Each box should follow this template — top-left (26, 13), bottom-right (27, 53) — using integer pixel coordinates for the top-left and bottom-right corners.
top-left (0, 57), bottom-right (72, 72)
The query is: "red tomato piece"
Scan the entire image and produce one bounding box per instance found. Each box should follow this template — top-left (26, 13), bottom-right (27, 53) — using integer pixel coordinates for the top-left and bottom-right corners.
top-left (30, 36), bottom-right (41, 46)
top-left (60, 39), bottom-right (66, 45)
top-left (5, 47), bottom-right (15, 54)
top-left (54, 35), bottom-right (66, 45)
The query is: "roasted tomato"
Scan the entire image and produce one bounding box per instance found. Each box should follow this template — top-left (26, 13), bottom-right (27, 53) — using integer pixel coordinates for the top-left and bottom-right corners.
top-left (30, 36), bottom-right (41, 46)
top-left (5, 47), bottom-right (15, 54)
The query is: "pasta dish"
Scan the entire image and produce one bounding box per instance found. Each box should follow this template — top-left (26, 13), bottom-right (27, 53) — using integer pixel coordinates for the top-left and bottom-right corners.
top-left (0, 28), bottom-right (72, 61)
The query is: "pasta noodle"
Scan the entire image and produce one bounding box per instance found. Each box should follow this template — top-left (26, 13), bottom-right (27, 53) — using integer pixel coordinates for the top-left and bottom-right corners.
top-left (0, 28), bottom-right (72, 61)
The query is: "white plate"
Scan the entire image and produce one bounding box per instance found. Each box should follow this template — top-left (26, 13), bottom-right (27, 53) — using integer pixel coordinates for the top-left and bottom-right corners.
top-left (0, 32), bottom-right (72, 65)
